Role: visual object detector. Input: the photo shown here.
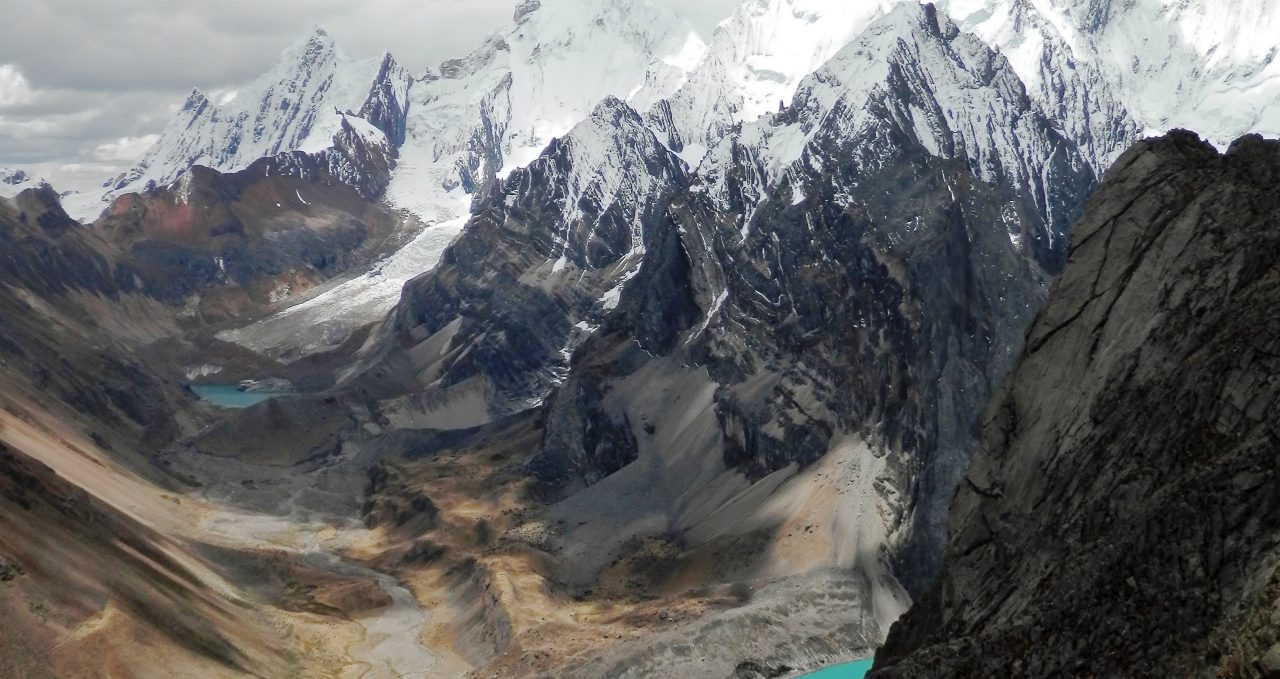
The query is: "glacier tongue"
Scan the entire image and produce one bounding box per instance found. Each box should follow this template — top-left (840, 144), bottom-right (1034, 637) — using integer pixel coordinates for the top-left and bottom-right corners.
top-left (216, 213), bottom-right (469, 360)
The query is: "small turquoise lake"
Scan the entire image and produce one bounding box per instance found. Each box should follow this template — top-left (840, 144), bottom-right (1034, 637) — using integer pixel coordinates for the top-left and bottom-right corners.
top-left (191, 385), bottom-right (287, 409)
top-left (801, 659), bottom-right (874, 679)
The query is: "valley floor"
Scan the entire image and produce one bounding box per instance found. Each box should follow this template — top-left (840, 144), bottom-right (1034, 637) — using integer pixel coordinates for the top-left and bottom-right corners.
top-left (0, 379), bottom-right (895, 678)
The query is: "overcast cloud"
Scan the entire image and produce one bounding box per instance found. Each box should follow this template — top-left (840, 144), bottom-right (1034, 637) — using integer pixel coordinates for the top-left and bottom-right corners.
top-left (0, 0), bottom-right (738, 192)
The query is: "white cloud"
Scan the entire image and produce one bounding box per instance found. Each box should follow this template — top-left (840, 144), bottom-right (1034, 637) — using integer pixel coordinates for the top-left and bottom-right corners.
top-left (0, 64), bottom-right (34, 107)
top-left (92, 134), bottom-right (160, 162)
top-left (653, 0), bottom-right (740, 34)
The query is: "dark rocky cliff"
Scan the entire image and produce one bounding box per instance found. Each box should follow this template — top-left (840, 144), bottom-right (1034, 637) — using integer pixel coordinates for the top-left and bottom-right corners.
top-left (874, 131), bottom-right (1280, 677)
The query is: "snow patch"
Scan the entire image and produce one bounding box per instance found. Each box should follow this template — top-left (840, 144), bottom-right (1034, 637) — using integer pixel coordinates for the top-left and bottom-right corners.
top-left (600, 283), bottom-right (625, 311)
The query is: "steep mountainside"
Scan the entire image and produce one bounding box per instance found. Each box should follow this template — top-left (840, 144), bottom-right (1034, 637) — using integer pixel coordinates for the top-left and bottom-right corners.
top-left (218, 0), bottom-right (708, 359)
top-left (0, 193), bottom-right (255, 676)
top-left (936, 0), bottom-right (1140, 173)
top-left (0, 183), bottom-right (455, 679)
top-left (0, 187), bottom-right (191, 454)
top-left (0, 426), bottom-right (293, 678)
top-left (682, 2), bottom-right (1095, 593)
top-left (363, 95), bottom-right (690, 418)
top-left (875, 132), bottom-right (1280, 677)
top-left (324, 6), bottom-right (1094, 674)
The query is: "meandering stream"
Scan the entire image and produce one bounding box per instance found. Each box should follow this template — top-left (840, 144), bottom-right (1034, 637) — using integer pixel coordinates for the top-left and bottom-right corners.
top-left (197, 501), bottom-right (450, 678)
top-left (299, 550), bottom-right (443, 679)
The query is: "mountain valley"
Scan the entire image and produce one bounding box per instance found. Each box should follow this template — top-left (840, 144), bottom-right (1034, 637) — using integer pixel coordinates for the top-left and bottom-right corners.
top-left (1, 0), bottom-right (1278, 677)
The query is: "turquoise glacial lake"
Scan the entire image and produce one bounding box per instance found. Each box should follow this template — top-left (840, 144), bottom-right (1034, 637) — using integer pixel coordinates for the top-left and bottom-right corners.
top-left (801, 658), bottom-right (874, 679)
top-left (190, 385), bottom-right (286, 409)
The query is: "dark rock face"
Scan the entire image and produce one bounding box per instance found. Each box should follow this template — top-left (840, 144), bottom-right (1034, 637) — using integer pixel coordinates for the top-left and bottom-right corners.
top-left (688, 145), bottom-right (1077, 594)
top-left (875, 131), bottom-right (1280, 677)
top-left (249, 113), bottom-right (399, 201)
top-left (360, 53), bottom-right (412, 147)
top-left (0, 189), bottom-right (136, 299)
top-left (453, 79), bottom-right (511, 195)
top-left (533, 372), bottom-right (639, 489)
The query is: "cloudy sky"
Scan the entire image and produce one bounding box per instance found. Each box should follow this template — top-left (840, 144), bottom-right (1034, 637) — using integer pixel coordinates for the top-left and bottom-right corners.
top-left (0, 0), bottom-right (738, 192)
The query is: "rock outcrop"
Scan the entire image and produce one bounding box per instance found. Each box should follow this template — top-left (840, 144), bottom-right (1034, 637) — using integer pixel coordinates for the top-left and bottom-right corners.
top-left (874, 131), bottom-right (1280, 677)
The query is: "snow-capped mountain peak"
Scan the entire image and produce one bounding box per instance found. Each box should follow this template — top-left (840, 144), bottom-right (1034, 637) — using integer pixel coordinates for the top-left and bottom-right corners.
top-left (522, 95), bottom-right (683, 267)
top-left (709, 0), bottom-right (901, 122)
top-left (646, 0), bottom-right (899, 159)
top-left (940, 0), bottom-right (1280, 159)
top-left (86, 26), bottom-right (412, 222)
top-left (180, 87), bottom-right (210, 111)
top-left (384, 0), bottom-right (705, 222)
top-left (699, 1), bottom-right (1091, 247)
top-left (0, 168), bottom-right (50, 200)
